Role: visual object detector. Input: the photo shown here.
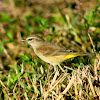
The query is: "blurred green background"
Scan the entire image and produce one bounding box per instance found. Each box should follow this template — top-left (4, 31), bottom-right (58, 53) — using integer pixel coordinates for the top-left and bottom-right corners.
top-left (0, 0), bottom-right (99, 69)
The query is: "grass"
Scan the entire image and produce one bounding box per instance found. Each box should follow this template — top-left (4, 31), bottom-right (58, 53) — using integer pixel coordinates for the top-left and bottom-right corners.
top-left (0, 0), bottom-right (100, 99)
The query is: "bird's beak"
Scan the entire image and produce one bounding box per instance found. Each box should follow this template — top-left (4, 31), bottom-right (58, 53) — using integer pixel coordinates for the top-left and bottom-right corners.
top-left (20, 39), bottom-right (26, 42)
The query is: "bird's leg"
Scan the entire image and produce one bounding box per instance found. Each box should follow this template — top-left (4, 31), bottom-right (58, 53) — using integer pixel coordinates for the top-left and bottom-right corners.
top-left (49, 65), bottom-right (57, 77)
top-left (58, 64), bottom-right (65, 72)
top-left (54, 65), bottom-right (57, 72)
top-left (52, 65), bottom-right (59, 76)
top-left (51, 65), bottom-right (57, 76)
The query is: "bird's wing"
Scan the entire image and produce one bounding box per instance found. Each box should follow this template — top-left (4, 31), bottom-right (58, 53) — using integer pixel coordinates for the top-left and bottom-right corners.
top-left (36, 43), bottom-right (95, 60)
top-left (44, 49), bottom-right (73, 56)
top-left (36, 42), bottom-right (73, 56)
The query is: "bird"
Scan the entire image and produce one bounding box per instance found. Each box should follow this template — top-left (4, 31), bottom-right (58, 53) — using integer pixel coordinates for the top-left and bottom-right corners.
top-left (21, 34), bottom-right (95, 72)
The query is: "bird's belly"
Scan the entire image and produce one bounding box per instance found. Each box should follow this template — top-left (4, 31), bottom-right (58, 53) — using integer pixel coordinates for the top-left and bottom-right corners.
top-left (38, 55), bottom-right (53, 65)
top-left (37, 54), bottom-right (64, 66)
top-left (34, 51), bottom-right (50, 64)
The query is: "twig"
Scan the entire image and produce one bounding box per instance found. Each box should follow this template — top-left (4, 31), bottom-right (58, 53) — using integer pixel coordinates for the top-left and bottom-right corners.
top-left (88, 33), bottom-right (96, 53)
top-left (57, 72), bottom-right (75, 100)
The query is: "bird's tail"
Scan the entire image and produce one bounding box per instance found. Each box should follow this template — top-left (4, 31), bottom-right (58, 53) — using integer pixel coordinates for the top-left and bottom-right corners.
top-left (64, 52), bottom-right (95, 60)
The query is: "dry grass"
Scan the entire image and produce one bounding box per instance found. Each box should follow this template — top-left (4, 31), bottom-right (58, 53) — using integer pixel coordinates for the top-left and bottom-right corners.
top-left (0, 56), bottom-right (100, 99)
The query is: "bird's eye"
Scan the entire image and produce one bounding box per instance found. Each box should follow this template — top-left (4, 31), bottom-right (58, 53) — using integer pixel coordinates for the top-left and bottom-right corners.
top-left (28, 38), bottom-right (33, 41)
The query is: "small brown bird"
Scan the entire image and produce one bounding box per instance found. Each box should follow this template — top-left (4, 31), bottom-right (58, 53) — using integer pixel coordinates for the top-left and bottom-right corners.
top-left (21, 35), bottom-right (95, 72)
